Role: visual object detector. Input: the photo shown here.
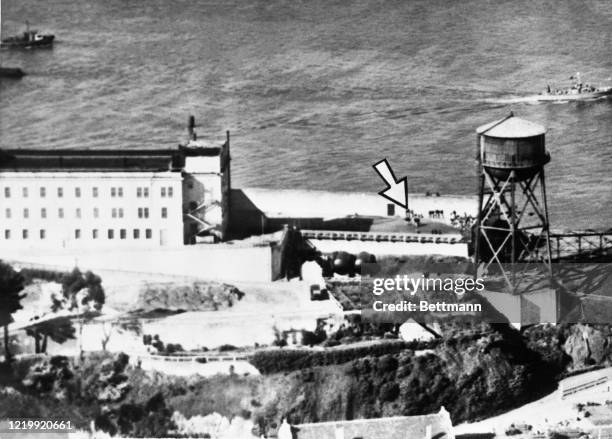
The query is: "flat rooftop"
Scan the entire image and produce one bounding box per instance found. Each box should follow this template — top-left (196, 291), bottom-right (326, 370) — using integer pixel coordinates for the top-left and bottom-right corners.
top-left (0, 144), bottom-right (222, 172)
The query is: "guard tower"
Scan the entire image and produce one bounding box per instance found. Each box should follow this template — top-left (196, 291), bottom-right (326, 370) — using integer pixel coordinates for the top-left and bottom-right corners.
top-left (474, 113), bottom-right (553, 293)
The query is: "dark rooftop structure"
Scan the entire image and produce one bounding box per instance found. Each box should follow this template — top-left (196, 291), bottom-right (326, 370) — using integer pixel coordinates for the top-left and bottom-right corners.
top-left (0, 144), bottom-right (222, 173)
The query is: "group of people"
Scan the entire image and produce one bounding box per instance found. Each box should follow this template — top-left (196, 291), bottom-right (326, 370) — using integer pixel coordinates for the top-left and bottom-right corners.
top-left (450, 210), bottom-right (474, 231)
top-left (428, 209), bottom-right (445, 219)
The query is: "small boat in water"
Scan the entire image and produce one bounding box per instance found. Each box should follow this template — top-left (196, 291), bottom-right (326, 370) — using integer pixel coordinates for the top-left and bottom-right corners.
top-left (0, 66), bottom-right (26, 78)
top-left (536, 73), bottom-right (612, 101)
top-left (1, 21), bottom-right (54, 49)
top-left (491, 74), bottom-right (612, 104)
top-left (535, 83), bottom-right (612, 102)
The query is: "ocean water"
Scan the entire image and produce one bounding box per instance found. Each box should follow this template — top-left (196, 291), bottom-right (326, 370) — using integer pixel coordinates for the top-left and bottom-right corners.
top-left (1, 0), bottom-right (611, 230)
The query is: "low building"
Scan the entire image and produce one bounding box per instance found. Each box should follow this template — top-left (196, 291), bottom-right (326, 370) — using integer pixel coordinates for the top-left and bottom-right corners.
top-left (290, 407), bottom-right (455, 439)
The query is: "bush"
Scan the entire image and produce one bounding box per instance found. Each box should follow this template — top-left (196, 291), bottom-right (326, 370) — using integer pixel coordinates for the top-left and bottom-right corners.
top-left (377, 355), bottom-right (398, 373)
top-left (251, 342), bottom-right (416, 374)
top-left (379, 382), bottom-right (400, 402)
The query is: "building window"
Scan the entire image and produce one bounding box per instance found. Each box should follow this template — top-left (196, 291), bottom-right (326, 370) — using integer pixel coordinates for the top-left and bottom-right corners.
top-left (108, 229), bottom-right (114, 239)
top-left (22, 229), bottom-right (28, 239)
top-left (75, 187), bottom-right (81, 198)
top-left (93, 208), bottom-right (99, 218)
top-left (4, 187), bottom-right (10, 198)
top-left (387, 204), bottom-right (395, 216)
top-left (143, 188), bottom-right (149, 198)
top-left (138, 208), bottom-right (149, 219)
top-left (133, 229), bottom-right (140, 239)
top-left (5, 208), bottom-right (11, 219)
top-left (92, 229), bottom-right (98, 239)
top-left (161, 207), bottom-right (167, 218)
top-left (40, 187), bottom-right (46, 197)
top-left (22, 187), bottom-right (28, 198)
top-left (93, 187), bottom-right (99, 198)
top-left (145, 229), bottom-right (152, 239)
top-left (41, 208), bottom-right (47, 219)
top-left (5, 230), bottom-right (10, 239)
top-left (111, 187), bottom-right (124, 197)
top-left (40, 230), bottom-right (46, 239)
top-left (23, 208), bottom-right (29, 219)
top-left (161, 185), bottom-right (175, 197)
top-left (76, 208), bottom-right (81, 219)
top-left (144, 208), bottom-right (149, 218)
top-left (75, 229), bottom-right (81, 239)
top-left (137, 187), bottom-right (142, 198)
top-left (112, 208), bottom-right (117, 219)
top-left (118, 208), bottom-right (124, 218)
top-left (57, 187), bottom-right (63, 198)
top-left (120, 229), bottom-right (126, 239)
top-left (58, 208), bottom-right (64, 219)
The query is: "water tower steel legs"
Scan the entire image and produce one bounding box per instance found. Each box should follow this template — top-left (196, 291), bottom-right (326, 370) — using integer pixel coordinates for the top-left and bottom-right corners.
top-left (477, 166), bottom-right (552, 293)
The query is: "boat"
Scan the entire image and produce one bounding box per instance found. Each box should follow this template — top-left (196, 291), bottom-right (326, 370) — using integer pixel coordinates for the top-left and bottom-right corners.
top-left (490, 74), bottom-right (612, 104)
top-left (1, 21), bottom-right (54, 49)
top-left (534, 83), bottom-right (612, 102)
top-left (0, 66), bottom-right (25, 78)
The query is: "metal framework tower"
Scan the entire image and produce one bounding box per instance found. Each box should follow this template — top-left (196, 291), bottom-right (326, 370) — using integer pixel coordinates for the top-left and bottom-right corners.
top-left (474, 113), bottom-right (553, 293)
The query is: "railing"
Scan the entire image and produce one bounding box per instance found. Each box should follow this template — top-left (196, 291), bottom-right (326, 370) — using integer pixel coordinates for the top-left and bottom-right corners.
top-left (129, 352), bottom-right (252, 363)
top-left (559, 375), bottom-right (608, 399)
top-left (301, 230), bottom-right (464, 245)
top-left (550, 231), bottom-right (612, 260)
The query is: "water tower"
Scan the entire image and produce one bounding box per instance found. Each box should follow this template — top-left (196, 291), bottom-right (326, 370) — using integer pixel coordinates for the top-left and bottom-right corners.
top-left (474, 112), bottom-right (553, 293)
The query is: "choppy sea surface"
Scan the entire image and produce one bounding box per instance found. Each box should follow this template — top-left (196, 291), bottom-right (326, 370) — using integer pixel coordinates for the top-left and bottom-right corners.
top-left (1, 0), bottom-right (611, 230)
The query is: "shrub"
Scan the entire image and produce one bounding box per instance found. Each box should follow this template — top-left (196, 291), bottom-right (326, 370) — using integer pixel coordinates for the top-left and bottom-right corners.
top-left (379, 382), bottom-right (400, 402)
top-left (251, 342), bottom-right (415, 374)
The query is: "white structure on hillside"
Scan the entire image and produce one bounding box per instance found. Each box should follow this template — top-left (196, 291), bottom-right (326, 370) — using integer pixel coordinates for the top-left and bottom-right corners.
top-left (294, 407), bottom-right (455, 439)
top-left (0, 130), bottom-right (230, 250)
top-left (399, 318), bottom-right (441, 342)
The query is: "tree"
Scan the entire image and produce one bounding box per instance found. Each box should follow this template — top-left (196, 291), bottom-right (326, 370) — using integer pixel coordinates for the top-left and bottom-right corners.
top-left (0, 261), bottom-right (26, 363)
top-left (60, 268), bottom-right (105, 312)
top-left (24, 268), bottom-right (107, 357)
top-left (60, 268), bottom-right (105, 360)
top-left (100, 321), bottom-right (117, 351)
top-left (25, 316), bottom-right (76, 354)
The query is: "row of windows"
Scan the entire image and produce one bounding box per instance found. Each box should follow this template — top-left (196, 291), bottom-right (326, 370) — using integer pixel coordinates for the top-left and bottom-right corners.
top-left (3, 207), bottom-right (169, 219)
top-left (3, 229), bottom-right (154, 240)
top-left (2, 186), bottom-right (174, 199)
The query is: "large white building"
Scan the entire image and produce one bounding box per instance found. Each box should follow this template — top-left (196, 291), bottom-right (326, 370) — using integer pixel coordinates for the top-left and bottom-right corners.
top-left (0, 133), bottom-right (231, 250)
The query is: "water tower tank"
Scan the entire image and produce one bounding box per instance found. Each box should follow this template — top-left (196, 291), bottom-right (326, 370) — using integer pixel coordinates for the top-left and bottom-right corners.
top-left (476, 113), bottom-right (549, 181)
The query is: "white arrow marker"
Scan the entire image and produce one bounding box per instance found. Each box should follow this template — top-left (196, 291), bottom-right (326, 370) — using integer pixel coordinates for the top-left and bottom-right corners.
top-left (373, 159), bottom-right (408, 209)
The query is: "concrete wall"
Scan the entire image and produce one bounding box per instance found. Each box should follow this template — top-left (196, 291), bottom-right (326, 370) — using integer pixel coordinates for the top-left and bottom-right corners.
top-left (1, 244), bottom-right (277, 283)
